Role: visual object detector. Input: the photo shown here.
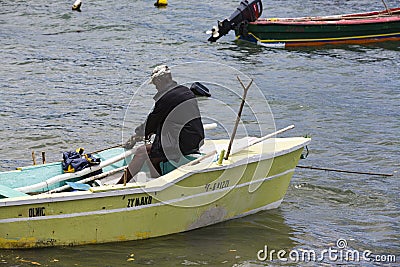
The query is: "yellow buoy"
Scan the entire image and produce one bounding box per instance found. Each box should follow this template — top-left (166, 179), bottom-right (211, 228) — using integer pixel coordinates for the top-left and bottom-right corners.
top-left (154, 0), bottom-right (167, 7)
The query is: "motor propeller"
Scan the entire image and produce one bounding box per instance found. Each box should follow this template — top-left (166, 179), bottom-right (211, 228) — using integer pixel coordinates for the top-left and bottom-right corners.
top-left (206, 26), bottom-right (220, 39)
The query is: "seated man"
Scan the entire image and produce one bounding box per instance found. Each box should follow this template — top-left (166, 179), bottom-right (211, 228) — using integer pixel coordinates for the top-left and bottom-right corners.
top-left (118, 65), bottom-right (205, 183)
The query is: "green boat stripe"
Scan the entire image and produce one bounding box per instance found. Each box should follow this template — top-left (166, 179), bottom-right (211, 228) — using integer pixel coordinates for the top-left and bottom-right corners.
top-left (0, 168), bottom-right (295, 224)
top-left (242, 31), bottom-right (400, 43)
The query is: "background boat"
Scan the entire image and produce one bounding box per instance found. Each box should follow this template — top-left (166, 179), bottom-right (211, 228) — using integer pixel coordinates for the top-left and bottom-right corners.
top-left (208, 0), bottom-right (400, 47)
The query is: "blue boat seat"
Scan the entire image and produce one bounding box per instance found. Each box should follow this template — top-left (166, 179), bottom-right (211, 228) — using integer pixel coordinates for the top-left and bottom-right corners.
top-left (160, 154), bottom-right (202, 175)
top-left (0, 185), bottom-right (29, 198)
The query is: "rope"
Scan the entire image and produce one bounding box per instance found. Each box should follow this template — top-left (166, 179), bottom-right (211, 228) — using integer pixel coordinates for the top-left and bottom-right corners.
top-left (296, 165), bottom-right (393, 177)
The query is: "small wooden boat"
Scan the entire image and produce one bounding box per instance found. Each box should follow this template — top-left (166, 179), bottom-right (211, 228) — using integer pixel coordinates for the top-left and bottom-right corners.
top-left (0, 127), bottom-right (310, 248)
top-left (207, 0), bottom-right (400, 47)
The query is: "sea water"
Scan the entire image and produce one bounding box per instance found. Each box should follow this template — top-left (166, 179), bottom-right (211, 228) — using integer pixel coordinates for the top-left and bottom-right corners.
top-left (0, 0), bottom-right (399, 266)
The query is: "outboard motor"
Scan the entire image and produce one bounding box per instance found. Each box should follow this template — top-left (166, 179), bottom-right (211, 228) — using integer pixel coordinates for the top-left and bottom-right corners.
top-left (207, 0), bottom-right (263, 42)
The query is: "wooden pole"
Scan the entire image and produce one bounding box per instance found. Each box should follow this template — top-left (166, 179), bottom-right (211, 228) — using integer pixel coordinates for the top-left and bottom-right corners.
top-left (41, 151), bottom-right (46, 164)
top-left (31, 151), bottom-right (36, 165)
top-left (225, 76), bottom-right (253, 160)
top-left (123, 168), bottom-right (128, 186)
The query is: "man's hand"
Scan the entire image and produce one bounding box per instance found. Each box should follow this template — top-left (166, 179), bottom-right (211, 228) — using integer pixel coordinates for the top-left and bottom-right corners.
top-left (135, 123), bottom-right (145, 136)
top-left (123, 135), bottom-right (144, 149)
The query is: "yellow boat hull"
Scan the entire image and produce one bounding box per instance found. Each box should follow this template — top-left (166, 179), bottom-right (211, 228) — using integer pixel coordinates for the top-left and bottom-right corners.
top-left (0, 137), bottom-right (310, 248)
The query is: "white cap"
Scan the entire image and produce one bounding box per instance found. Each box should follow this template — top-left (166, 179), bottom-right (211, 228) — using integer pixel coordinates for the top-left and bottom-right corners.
top-left (150, 65), bottom-right (171, 83)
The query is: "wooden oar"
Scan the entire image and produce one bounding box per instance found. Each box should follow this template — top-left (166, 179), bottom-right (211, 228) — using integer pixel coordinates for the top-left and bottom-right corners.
top-left (90, 144), bottom-right (123, 155)
top-left (279, 9), bottom-right (398, 23)
top-left (46, 166), bottom-right (127, 194)
top-left (17, 147), bottom-right (138, 193)
top-left (185, 125), bottom-right (295, 167)
top-left (25, 123), bottom-right (219, 193)
top-left (230, 125), bottom-right (295, 156)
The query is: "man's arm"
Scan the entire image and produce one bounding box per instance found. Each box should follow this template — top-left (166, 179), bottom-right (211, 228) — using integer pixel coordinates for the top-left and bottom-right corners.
top-left (144, 98), bottom-right (170, 138)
